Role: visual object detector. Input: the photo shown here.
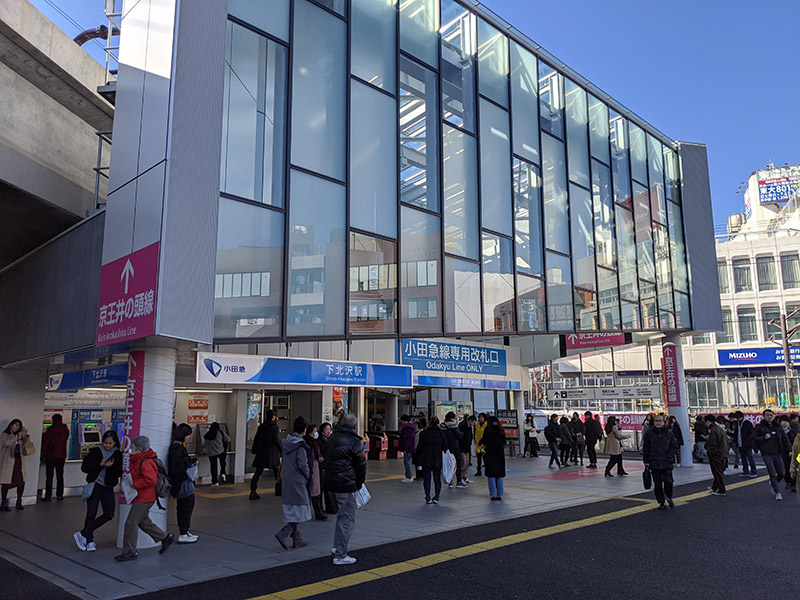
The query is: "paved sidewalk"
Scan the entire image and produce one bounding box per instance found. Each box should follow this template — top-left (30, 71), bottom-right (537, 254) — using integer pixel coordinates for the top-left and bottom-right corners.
top-left (0, 454), bottom-right (717, 599)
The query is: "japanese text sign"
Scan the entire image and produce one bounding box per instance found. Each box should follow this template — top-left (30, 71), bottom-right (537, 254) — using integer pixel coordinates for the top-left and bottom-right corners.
top-left (400, 339), bottom-right (507, 376)
top-left (662, 343), bottom-right (682, 408)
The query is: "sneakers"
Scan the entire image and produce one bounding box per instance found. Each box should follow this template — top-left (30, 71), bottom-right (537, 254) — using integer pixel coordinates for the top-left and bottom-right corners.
top-left (211, 483), bottom-right (220, 487)
top-left (425, 498), bottom-right (432, 504)
top-left (739, 472), bottom-right (750, 477)
top-left (749, 472), bottom-right (758, 478)
top-left (401, 478), bottom-right (413, 483)
top-left (249, 491), bottom-right (261, 500)
top-left (657, 503), bottom-right (667, 510)
top-left (431, 498), bottom-right (439, 504)
top-left (73, 531), bottom-right (87, 552)
top-left (333, 555), bottom-right (357, 566)
top-left (465, 478), bottom-right (474, 484)
top-left (448, 482), bottom-right (454, 489)
top-left (775, 492), bottom-right (783, 501)
top-left (114, 552), bottom-right (138, 562)
top-left (666, 498), bottom-right (675, 509)
top-left (548, 464), bottom-right (557, 469)
top-left (159, 533), bottom-right (175, 554)
top-left (86, 542), bottom-right (96, 552)
top-left (178, 533), bottom-right (199, 544)
top-left (455, 482), bottom-right (468, 489)
top-left (711, 490), bottom-right (726, 496)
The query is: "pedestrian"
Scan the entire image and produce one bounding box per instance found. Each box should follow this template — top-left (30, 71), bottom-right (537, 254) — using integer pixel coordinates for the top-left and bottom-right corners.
top-left (324, 413), bottom-right (367, 566)
top-left (790, 431), bottom-right (800, 504)
top-left (319, 422), bottom-right (338, 514)
top-left (475, 413), bottom-right (487, 476)
top-left (73, 430), bottom-right (122, 551)
top-left (706, 415), bottom-right (728, 496)
top-left (398, 415), bottom-right (417, 483)
top-left (604, 416), bottom-right (628, 477)
top-left (304, 423), bottom-right (327, 521)
top-left (482, 416), bottom-right (506, 501)
top-left (779, 417), bottom-right (796, 493)
top-left (544, 414), bottom-right (562, 469)
top-left (523, 414), bottom-right (539, 457)
top-left (642, 413), bottom-right (679, 509)
top-left (250, 410), bottom-right (282, 500)
top-left (693, 415), bottom-right (708, 463)
top-left (558, 417), bottom-right (574, 467)
top-left (275, 417), bottom-right (312, 550)
top-left (1, 419), bottom-right (32, 511)
top-left (203, 422), bottom-right (230, 487)
top-left (115, 436), bottom-right (174, 561)
top-left (726, 412), bottom-right (740, 469)
top-left (754, 409), bottom-right (791, 501)
top-left (40, 413), bottom-right (69, 502)
top-left (168, 423), bottom-right (199, 544)
top-left (569, 412), bottom-right (585, 465)
top-left (417, 416), bottom-right (447, 504)
top-left (412, 417), bottom-right (426, 480)
top-left (734, 411), bottom-right (757, 477)
top-left (667, 416), bottom-right (684, 465)
top-left (641, 413), bottom-right (655, 439)
top-left (584, 411), bottom-right (602, 468)
top-left (441, 412), bottom-right (464, 488)
top-left (458, 415), bottom-right (476, 485)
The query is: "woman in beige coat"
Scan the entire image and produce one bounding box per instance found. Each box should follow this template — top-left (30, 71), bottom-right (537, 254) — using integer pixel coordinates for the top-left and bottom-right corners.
top-left (1, 419), bottom-right (31, 510)
top-left (603, 416), bottom-right (629, 477)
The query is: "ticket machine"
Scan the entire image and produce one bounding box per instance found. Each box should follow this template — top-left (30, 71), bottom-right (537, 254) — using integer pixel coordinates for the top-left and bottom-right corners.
top-left (79, 424), bottom-right (102, 459)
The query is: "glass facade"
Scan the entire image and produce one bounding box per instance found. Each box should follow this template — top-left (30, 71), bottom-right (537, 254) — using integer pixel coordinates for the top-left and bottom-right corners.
top-left (215, 0), bottom-right (695, 342)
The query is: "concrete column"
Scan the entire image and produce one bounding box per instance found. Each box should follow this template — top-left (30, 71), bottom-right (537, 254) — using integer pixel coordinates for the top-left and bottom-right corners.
top-left (663, 335), bottom-right (693, 467)
top-left (321, 387), bottom-right (334, 425)
top-left (353, 387), bottom-right (366, 436)
top-left (233, 390), bottom-right (247, 483)
top-left (117, 346), bottom-right (177, 548)
top-left (387, 394), bottom-right (399, 431)
top-left (0, 364), bottom-right (47, 505)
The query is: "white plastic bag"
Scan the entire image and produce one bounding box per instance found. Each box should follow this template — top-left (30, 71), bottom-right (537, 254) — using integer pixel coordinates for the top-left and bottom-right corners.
top-left (355, 485), bottom-right (371, 508)
top-left (121, 476), bottom-right (138, 503)
top-left (442, 450), bottom-right (457, 484)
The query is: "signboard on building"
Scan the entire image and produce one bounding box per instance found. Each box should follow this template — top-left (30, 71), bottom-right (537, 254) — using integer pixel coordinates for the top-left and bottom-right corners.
top-left (758, 173), bottom-right (800, 205)
top-left (47, 364), bottom-right (128, 391)
top-left (662, 343), bottom-right (682, 408)
top-left (497, 409), bottom-right (519, 439)
top-left (120, 351), bottom-right (145, 505)
top-left (96, 242), bottom-right (160, 347)
top-left (400, 339), bottom-right (507, 376)
top-left (718, 347), bottom-right (800, 366)
top-left (187, 393), bottom-right (209, 425)
top-left (196, 353), bottom-right (412, 388)
top-left (565, 332), bottom-right (626, 351)
top-left (547, 386), bottom-right (661, 401)
top-left (605, 413), bottom-right (645, 431)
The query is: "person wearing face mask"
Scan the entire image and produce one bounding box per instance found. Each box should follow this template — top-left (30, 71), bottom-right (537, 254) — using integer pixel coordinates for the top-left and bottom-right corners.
top-left (73, 430), bottom-right (123, 551)
top-left (754, 409), bottom-right (792, 501)
top-left (304, 424), bottom-right (326, 521)
top-left (319, 422), bottom-right (338, 514)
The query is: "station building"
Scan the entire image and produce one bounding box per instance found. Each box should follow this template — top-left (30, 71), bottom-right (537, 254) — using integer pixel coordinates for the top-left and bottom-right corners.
top-left (0, 0), bottom-right (719, 509)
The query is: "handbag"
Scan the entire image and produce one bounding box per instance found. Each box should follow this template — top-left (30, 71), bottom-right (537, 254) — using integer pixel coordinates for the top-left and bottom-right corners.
top-left (642, 466), bottom-right (652, 490)
top-left (22, 439), bottom-right (35, 456)
top-left (441, 451), bottom-right (457, 484)
top-left (81, 481), bottom-right (96, 501)
top-left (355, 484), bottom-right (371, 508)
top-left (576, 433), bottom-right (585, 445)
top-left (177, 479), bottom-right (195, 499)
top-left (186, 464), bottom-right (198, 482)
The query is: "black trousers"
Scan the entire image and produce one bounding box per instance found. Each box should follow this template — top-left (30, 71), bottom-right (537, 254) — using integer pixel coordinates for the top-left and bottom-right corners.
top-left (477, 451), bottom-right (483, 473)
top-left (605, 454), bottom-right (624, 475)
top-left (81, 483), bottom-right (115, 542)
top-left (586, 441), bottom-right (598, 465)
top-left (559, 445), bottom-right (571, 466)
top-left (651, 468), bottom-right (674, 505)
top-left (250, 465), bottom-right (280, 491)
top-left (209, 453), bottom-right (227, 484)
top-left (176, 494), bottom-right (195, 535)
top-left (709, 456), bottom-right (726, 493)
top-left (44, 458), bottom-right (65, 499)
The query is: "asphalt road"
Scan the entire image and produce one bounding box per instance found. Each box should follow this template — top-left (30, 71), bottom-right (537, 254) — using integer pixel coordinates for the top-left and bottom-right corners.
top-left (3, 475), bottom-right (798, 600)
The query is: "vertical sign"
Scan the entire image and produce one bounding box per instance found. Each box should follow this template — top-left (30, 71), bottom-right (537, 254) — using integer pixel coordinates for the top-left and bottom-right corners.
top-left (120, 351), bottom-right (145, 505)
top-left (662, 342), bottom-right (681, 408)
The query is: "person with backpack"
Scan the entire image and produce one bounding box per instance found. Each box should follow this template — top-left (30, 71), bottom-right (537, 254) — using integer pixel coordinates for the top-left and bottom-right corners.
top-left (204, 422), bottom-right (230, 487)
top-left (115, 436), bottom-right (174, 562)
top-left (168, 423), bottom-right (199, 544)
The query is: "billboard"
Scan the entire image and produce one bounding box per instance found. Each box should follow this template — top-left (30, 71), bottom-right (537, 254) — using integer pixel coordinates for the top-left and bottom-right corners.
top-left (756, 166), bottom-right (800, 205)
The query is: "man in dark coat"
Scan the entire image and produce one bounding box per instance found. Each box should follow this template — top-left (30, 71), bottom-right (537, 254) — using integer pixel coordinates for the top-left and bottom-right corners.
top-left (325, 413), bottom-right (366, 566)
top-left (642, 414), bottom-right (679, 509)
top-left (250, 410), bottom-right (282, 500)
top-left (584, 411), bottom-right (603, 469)
top-left (41, 413), bottom-right (69, 501)
top-left (457, 415), bottom-right (476, 486)
top-left (706, 415), bottom-right (728, 496)
top-left (735, 411), bottom-right (757, 476)
top-left (441, 412), bottom-right (463, 488)
top-left (754, 409), bottom-right (791, 500)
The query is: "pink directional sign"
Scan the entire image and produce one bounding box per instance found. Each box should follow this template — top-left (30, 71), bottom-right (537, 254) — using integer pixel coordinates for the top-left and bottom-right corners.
top-left (565, 332), bottom-right (625, 350)
top-left (96, 242), bottom-right (159, 346)
top-left (662, 342), bottom-right (682, 408)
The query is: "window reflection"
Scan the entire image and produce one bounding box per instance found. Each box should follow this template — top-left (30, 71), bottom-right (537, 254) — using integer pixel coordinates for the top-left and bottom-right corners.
top-left (674, 292), bottom-right (691, 329)
top-left (610, 109), bottom-right (631, 208)
top-left (539, 61), bottom-right (563, 139)
top-left (629, 122), bottom-right (647, 185)
top-left (400, 57), bottom-right (440, 212)
top-left (570, 183), bottom-right (595, 292)
top-left (633, 182), bottom-right (655, 282)
top-left (513, 159), bottom-right (543, 276)
top-left (401, 206), bottom-right (442, 333)
top-left (445, 257), bottom-right (481, 332)
top-left (479, 99), bottom-right (512, 236)
top-left (440, 0), bottom-right (476, 131)
top-left (477, 18), bottom-right (508, 107)
top-left (349, 232), bottom-right (397, 334)
top-left (576, 288), bottom-right (598, 332)
top-left (399, 0), bottom-right (439, 68)
top-left (664, 146), bottom-right (680, 203)
top-left (542, 133), bottom-right (568, 254)
top-left (592, 160), bottom-right (615, 269)
top-left (615, 205), bottom-right (638, 302)
top-left (640, 280), bottom-right (658, 329)
top-left (351, 0), bottom-right (396, 93)
top-left (228, 0), bottom-right (290, 41)
top-left (565, 79), bottom-right (589, 189)
top-left (667, 201), bottom-right (688, 294)
top-left (621, 299), bottom-right (641, 330)
top-left (588, 94), bottom-right (609, 164)
top-left (517, 274), bottom-right (546, 332)
top-left (647, 134), bottom-right (666, 224)
top-left (510, 41), bottom-right (539, 164)
top-left (443, 124), bottom-right (479, 260)
top-left (597, 267), bottom-right (621, 330)
top-left (482, 234), bottom-right (514, 332)
top-left (545, 251), bottom-right (573, 330)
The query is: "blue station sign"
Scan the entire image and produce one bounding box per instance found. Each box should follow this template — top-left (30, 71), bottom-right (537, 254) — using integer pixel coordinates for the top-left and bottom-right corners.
top-left (717, 347), bottom-right (800, 366)
top-left (47, 363), bottom-right (129, 391)
top-left (400, 339), bottom-right (507, 376)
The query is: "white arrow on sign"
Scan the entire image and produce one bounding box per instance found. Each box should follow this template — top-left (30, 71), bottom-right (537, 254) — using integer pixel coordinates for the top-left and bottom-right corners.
top-left (121, 259), bottom-right (134, 294)
top-left (567, 334), bottom-right (578, 343)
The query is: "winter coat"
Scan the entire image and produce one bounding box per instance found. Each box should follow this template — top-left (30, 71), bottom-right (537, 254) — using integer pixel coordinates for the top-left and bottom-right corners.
top-left (790, 435), bottom-right (800, 505)
top-left (205, 428), bottom-right (230, 457)
top-left (281, 434), bottom-right (311, 506)
top-left (694, 420), bottom-right (708, 443)
top-left (41, 422), bottom-right (69, 460)
top-left (739, 419), bottom-right (755, 451)
top-left (324, 427), bottom-right (367, 493)
top-left (558, 423), bottom-right (574, 449)
top-left (167, 442), bottom-right (194, 498)
top-left (441, 421), bottom-right (462, 455)
top-left (669, 423), bottom-right (684, 446)
top-left (398, 422), bottom-right (417, 454)
top-left (604, 425), bottom-right (624, 455)
top-left (252, 421), bottom-right (282, 469)
top-left (81, 446), bottom-right (123, 488)
top-left (482, 426), bottom-right (506, 478)
top-left (754, 419), bottom-right (791, 457)
top-left (642, 427), bottom-right (679, 470)
top-left (585, 418), bottom-right (603, 444)
top-left (458, 419), bottom-right (473, 453)
top-left (475, 420), bottom-right (488, 449)
top-left (417, 428), bottom-right (448, 470)
top-left (706, 423), bottom-right (728, 460)
top-left (523, 421), bottom-right (536, 438)
top-left (129, 449), bottom-right (159, 504)
top-left (544, 422), bottom-right (560, 444)
top-left (0, 432), bottom-right (30, 485)
top-left (570, 419), bottom-right (585, 443)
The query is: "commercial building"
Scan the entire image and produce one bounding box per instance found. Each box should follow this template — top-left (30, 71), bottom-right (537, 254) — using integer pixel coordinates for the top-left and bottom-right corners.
top-left (0, 0), bottom-right (719, 510)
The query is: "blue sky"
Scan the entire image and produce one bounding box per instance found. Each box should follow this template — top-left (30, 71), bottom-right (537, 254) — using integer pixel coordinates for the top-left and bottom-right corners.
top-left (30, 0), bottom-right (799, 228)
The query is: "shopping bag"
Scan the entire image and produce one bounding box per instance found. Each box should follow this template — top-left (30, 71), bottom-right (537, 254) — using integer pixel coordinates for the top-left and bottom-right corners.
top-left (22, 440), bottom-right (36, 456)
top-left (442, 451), bottom-right (457, 484)
top-left (81, 482), bottom-right (95, 501)
top-left (186, 464), bottom-right (198, 482)
top-left (355, 485), bottom-right (371, 508)
top-left (121, 476), bottom-right (138, 503)
top-left (642, 467), bottom-right (652, 490)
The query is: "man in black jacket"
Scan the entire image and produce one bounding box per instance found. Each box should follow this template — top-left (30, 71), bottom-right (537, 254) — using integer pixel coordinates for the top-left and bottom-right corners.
top-left (250, 410), bottom-right (282, 500)
top-left (458, 415), bottom-right (475, 486)
top-left (584, 411), bottom-right (603, 469)
top-left (754, 409), bottom-right (791, 500)
top-left (642, 414), bottom-right (679, 509)
top-left (735, 411), bottom-right (757, 477)
top-left (325, 413), bottom-right (367, 566)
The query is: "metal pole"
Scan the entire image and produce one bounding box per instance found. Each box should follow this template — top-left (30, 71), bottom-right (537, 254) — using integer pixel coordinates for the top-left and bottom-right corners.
top-left (782, 314), bottom-right (792, 409)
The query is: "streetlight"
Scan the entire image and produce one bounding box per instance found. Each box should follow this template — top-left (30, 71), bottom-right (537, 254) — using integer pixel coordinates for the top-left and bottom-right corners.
top-left (767, 308), bottom-right (800, 407)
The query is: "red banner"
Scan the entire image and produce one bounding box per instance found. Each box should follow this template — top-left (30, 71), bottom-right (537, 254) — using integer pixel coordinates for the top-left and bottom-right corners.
top-left (120, 351), bottom-right (145, 505)
top-left (662, 343), bottom-right (682, 408)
